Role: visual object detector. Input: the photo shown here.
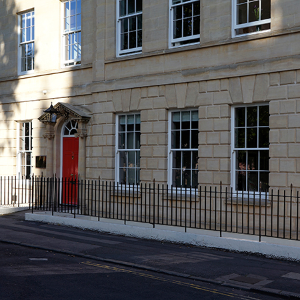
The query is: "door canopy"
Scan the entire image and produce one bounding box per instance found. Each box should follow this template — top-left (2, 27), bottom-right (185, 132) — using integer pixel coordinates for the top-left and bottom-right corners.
top-left (38, 102), bottom-right (91, 125)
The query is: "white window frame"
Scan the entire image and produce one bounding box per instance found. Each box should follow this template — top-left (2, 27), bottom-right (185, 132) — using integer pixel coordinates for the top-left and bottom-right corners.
top-left (18, 10), bottom-right (35, 75)
top-left (168, 110), bottom-right (198, 188)
top-left (169, 0), bottom-right (200, 48)
top-left (116, 0), bottom-right (143, 57)
top-left (16, 121), bottom-right (33, 179)
top-left (115, 113), bottom-right (141, 185)
top-left (231, 104), bottom-right (269, 194)
top-left (232, 0), bottom-right (271, 37)
top-left (62, 0), bottom-right (81, 67)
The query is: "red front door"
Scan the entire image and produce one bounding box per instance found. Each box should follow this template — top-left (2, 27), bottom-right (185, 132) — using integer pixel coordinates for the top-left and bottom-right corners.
top-left (63, 137), bottom-right (79, 205)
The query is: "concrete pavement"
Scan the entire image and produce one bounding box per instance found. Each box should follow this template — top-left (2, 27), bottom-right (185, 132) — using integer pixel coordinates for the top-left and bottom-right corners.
top-left (1, 210), bottom-right (300, 299)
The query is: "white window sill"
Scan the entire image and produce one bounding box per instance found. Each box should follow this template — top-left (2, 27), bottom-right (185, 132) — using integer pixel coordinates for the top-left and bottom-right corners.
top-left (18, 70), bottom-right (34, 77)
top-left (233, 29), bottom-right (271, 38)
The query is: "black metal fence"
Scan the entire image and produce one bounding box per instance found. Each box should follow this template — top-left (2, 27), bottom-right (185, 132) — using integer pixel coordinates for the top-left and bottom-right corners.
top-left (1, 176), bottom-right (300, 241)
top-left (0, 176), bottom-right (32, 207)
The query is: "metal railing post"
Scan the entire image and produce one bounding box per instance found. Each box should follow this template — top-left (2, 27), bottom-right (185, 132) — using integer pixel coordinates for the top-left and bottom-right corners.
top-left (220, 181), bottom-right (222, 237)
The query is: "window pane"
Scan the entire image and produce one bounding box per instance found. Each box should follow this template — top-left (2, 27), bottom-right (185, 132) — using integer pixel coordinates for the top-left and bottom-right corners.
top-left (172, 169), bottom-right (181, 187)
top-left (235, 107), bottom-right (245, 127)
top-left (193, 16), bottom-right (200, 35)
top-left (236, 150), bottom-right (246, 171)
top-left (135, 122), bottom-right (140, 132)
top-left (77, 14), bottom-right (81, 30)
top-left (119, 167), bottom-right (126, 184)
top-left (128, 0), bottom-right (135, 14)
top-left (173, 151), bottom-right (181, 169)
top-left (70, 0), bottom-right (76, 15)
top-left (259, 105), bottom-right (269, 126)
top-left (26, 27), bottom-right (31, 41)
top-left (119, 133), bottom-right (125, 149)
top-left (183, 3), bottom-right (192, 18)
top-left (136, 169), bottom-right (140, 184)
top-left (129, 32), bottom-right (136, 48)
top-left (129, 16), bottom-right (136, 31)
top-left (259, 127), bottom-right (269, 148)
top-left (77, 0), bottom-right (81, 14)
top-left (119, 115), bottom-right (126, 125)
top-left (136, 0), bottom-right (142, 12)
top-left (194, 2), bottom-right (200, 15)
top-left (261, 0), bottom-right (271, 20)
top-left (119, 152), bottom-right (127, 171)
top-left (247, 128), bottom-right (257, 148)
top-left (136, 152), bottom-right (140, 167)
top-left (181, 130), bottom-right (190, 148)
top-left (121, 19), bottom-right (128, 33)
top-left (26, 14), bottom-right (31, 27)
top-left (70, 15), bottom-right (76, 30)
top-left (21, 15), bottom-right (25, 28)
top-left (192, 151), bottom-right (198, 169)
top-left (171, 131), bottom-right (180, 149)
top-left (183, 17), bottom-right (192, 37)
top-left (191, 119), bottom-right (198, 130)
top-left (172, 112), bottom-right (180, 128)
top-left (192, 170), bottom-right (198, 188)
top-left (137, 14), bottom-right (142, 29)
top-left (27, 43), bottom-right (33, 56)
top-left (260, 172), bottom-right (269, 192)
top-left (237, 3), bottom-right (247, 25)
top-left (120, 0), bottom-right (126, 16)
top-left (128, 168), bottom-right (135, 185)
top-left (137, 30), bottom-right (142, 47)
top-left (21, 58), bottom-right (26, 73)
top-left (21, 28), bottom-right (26, 43)
top-left (248, 172), bottom-right (258, 191)
top-left (65, 17), bottom-right (70, 31)
top-left (121, 33), bottom-right (128, 50)
top-left (247, 106), bottom-right (257, 127)
top-left (236, 171), bottom-right (246, 191)
top-left (248, 151), bottom-right (258, 170)
top-left (249, 1), bottom-right (260, 23)
top-left (235, 128), bottom-right (245, 148)
top-left (174, 5), bottom-right (182, 20)
top-left (135, 114), bottom-right (141, 124)
top-left (127, 114), bottom-right (134, 125)
top-left (183, 169), bottom-right (191, 187)
top-left (183, 151), bottom-right (191, 169)
top-left (260, 150), bottom-right (269, 171)
top-left (27, 56), bottom-right (33, 71)
top-left (135, 132), bottom-right (140, 149)
top-left (128, 151), bottom-right (136, 167)
top-left (174, 20), bottom-right (182, 38)
top-left (182, 111), bottom-right (190, 122)
top-left (191, 130), bottom-right (198, 149)
top-left (127, 132), bottom-right (134, 149)
top-left (191, 110), bottom-right (198, 121)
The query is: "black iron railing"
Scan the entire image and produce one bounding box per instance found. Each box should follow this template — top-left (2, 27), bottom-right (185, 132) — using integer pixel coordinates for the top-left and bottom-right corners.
top-left (1, 176), bottom-right (299, 241)
top-left (0, 176), bottom-right (32, 207)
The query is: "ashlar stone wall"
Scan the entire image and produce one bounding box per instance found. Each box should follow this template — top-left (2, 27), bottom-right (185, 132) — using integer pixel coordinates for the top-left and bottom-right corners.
top-left (84, 69), bottom-right (300, 190)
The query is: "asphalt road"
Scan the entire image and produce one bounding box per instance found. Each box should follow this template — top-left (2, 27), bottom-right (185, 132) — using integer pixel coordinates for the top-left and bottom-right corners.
top-left (0, 210), bottom-right (300, 299)
top-left (0, 243), bottom-right (279, 300)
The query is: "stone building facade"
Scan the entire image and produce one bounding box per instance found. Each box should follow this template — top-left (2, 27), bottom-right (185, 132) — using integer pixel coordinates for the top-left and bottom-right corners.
top-left (0, 0), bottom-right (300, 193)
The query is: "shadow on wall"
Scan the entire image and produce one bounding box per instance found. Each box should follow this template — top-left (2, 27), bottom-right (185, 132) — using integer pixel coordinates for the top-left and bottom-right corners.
top-left (0, 1), bottom-right (19, 163)
top-left (0, 1), bottom-right (38, 176)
